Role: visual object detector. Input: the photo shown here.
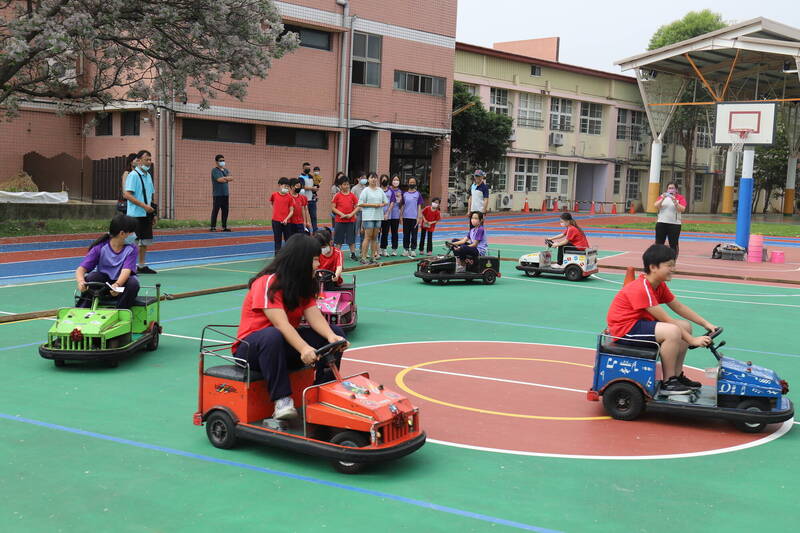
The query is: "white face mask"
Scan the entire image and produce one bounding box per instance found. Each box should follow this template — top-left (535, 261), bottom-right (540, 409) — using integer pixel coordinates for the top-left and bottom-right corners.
top-left (218, 161), bottom-right (226, 167)
top-left (359, 178), bottom-right (368, 185)
top-left (313, 171), bottom-right (319, 175)
top-left (280, 187), bottom-right (289, 194)
top-left (432, 202), bottom-right (439, 209)
top-left (321, 246), bottom-right (331, 255)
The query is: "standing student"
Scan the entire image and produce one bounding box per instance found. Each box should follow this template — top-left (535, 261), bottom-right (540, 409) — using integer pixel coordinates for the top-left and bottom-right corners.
top-left (450, 211), bottom-right (488, 272)
top-left (418, 197), bottom-right (442, 255)
top-left (331, 175), bottom-right (360, 261)
top-left (123, 149), bottom-right (157, 274)
top-left (330, 171), bottom-right (344, 229)
top-left (351, 172), bottom-right (368, 253)
top-left (381, 175), bottom-right (402, 256)
top-left (654, 181), bottom-right (686, 258)
top-left (269, 177), bottom-right (294, 253)
top-left (546, 212), bottom-right (590, 265)
top-left (289, 178), bottom-right (310, 234)
top-left (233, 234), bottom-right (348, 420)
top-left (357, 172), bottom-right (387, 264)
top-left (76, 214), bottom-right (140, 309)
top-left (400, 177), bottom-right (424, 257)
top-left (314, 228), bottom-right (344, 286)
top-left (470, 169), bottom-right (490, 214)
top-left (378, 175), bottom-right (396, 256)
top-left (210, 154), bottom-right (234, 232)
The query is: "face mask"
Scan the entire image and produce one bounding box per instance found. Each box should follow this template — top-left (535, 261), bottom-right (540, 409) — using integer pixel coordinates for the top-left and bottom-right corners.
top-left (359, 178), bottom-right (367, 185)
top-left (280, 187), bottom-right (289, 194)
top-left (303, 169), bottom-right (310, 175)
top-left (432, 202), bottom-right (439, 208)
top-left (321, 246), bottom-right (331, 255)
top-left (313, 171), bottom-right (319, 175)
top-left (218, 161), bottom-right (226, 167)
top-left (392, 181), bottom-right (400, 187)
top-left (294, 187), bottom-right (302, 193)
top-left (124, 233), bottom-right (137, 245)
top-left (140, 165), bottom-right (150, 171)
top-left (409, 184), bottom-right (417, 189)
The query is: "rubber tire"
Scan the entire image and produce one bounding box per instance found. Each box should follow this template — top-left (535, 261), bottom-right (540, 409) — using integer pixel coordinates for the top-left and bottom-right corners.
top-left (422, 278), bottom-right (432, 284)
top-left (602, 382), bottom-right (645, 421)
top-left (564, 265), bottom-right (583, 282)
top-left (206, 411), bottom-right (237, 449)
top-left (330, 431), bottom-right (368, 474)
top-left (733, 399), bottom-right (769, 433)
top-left (54, 359), bottom-right (66, 367)
top-left (482, 270), bottom-right (497, 285)
top-left (146, 323), bottom-right (160, 351)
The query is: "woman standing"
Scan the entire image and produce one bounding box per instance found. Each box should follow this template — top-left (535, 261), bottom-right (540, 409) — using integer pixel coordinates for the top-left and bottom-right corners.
top-left (400, 177), bottom-right (424, 258)
top-left (654, 181), bottom-right (687, 258)
top-left (357, 172), bottom-right (387, 264)
top-left (380, 175), bottom-right (403, 256)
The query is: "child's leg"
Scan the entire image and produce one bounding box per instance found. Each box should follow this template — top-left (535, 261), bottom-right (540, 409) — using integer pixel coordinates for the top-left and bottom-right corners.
top-left (557, 244), bottom-right (565, 265)
top-left (271, 220), bottom-right (283, 252)
top-left (673, 320), bottom-right (692, 372)
top-left (402, 218), bottom-right (413, 250)
top-left (667, 224), bottom-right (681, 258)
top-left (391, 219), bottom-right (399, 250)
top-left (418, 228), bottom-right (427, 252)
top-left (655, 322), bottom-right (688, 379)
top-left (426, 230), bottom-right (434, 253)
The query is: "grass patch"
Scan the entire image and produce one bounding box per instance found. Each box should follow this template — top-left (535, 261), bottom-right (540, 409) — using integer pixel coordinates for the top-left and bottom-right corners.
top-left (590, 222), bottom-right (800, 238)
top-left (0, 219), bottom-right (270, 238)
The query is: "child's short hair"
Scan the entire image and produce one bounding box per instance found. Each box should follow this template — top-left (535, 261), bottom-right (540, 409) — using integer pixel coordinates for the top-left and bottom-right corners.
top-left (278, 177), bottom-right (290, 185)
top-left (313, 228), bottom-right (333, 246)
top-left (642, 244), bottom-right (676, 273)
top-left (336, 175), bottom-right (350, 186)
top-left (431, 197), bottom-right (441, 204)
top-left (288, 177), bottom-right (302, 187)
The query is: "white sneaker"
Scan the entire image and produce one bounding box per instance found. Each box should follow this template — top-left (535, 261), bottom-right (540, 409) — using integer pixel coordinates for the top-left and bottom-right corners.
top-left (455, 265), bottom-right (466, 273)
top-left (273, 396), bottom-right (298, 420)
top-left (391, 250), bottom-right (398, 256)
top-left (402, 249), bottom-right (409, 256)
top-left (380, 249), bottom-right (387, 256)
top-left (410, 250), bottom-right (417, 258)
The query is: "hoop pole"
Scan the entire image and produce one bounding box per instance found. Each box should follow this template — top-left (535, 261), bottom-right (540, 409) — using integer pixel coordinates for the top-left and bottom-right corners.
top-left (722, 150), bottom-right (736, 214)
top-left (784, 156), bottom-right (798, 215)
top-left (735, 148), bottom-right (755, 248)
top-left (646, 140), bottom-right (662, 213)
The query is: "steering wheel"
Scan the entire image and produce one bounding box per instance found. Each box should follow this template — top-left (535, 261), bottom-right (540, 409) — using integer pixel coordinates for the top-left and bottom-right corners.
top-left (83, 281), bottom-right (111, 297)
top-left (314, 269), bottom-right (336, 283)
top-left (315, 339), bottom-right (348, 364)
top-left (445, 241), bottom-right (455, 249)
top-left (688, 326), bottom-right (723, 350)
top-left (544, 238), bottom-right (554, 248)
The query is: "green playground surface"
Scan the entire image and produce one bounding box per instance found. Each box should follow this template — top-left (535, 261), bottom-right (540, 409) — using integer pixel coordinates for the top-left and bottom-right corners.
top-left (1, 251), bottom-right (799, 532)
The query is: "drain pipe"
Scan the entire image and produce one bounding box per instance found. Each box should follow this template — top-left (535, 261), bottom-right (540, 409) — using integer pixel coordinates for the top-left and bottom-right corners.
top-left (345, 14), bottom-right (357, 175)
top-left (336, 0), bottom-right (351, 173)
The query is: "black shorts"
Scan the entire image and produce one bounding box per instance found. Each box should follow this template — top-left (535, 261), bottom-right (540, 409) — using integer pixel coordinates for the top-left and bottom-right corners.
top-left (135, 216), bottom-right (154, 241)
top-left (616, 320), bottom-right (658, 347)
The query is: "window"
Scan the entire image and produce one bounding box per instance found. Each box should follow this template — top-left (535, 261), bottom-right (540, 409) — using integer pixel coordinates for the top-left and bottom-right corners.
top-left (530, 65), bottom-right (542, 77)
top-left (617, 109), bottom-right (645, 140)
top-left (579, 103), bottom-right (602, 135)
top-left (513, 158), bottom-right (539, 192)
top-left (284, 24), bottom-right (331, 51)
top-left (545, 160), bottom-right (569, 194)
top-left (631, 111), bottom-right (645, 141)
top-left (625, 168), bottom-right (641, 201)
top-left (694, 174), bottom-right (704, 201)
top-left (518, 93), bottom-right (544, 128)
top-left (616, 109), bottom-right (628, 140)
top-left (674, 171), bottom-right (684, 190)
top-left (394, 71), bottom-right (446, 96)
top-left (95, 113), bottom-right (112, 136)
top-left (182, 119), bottom-right (255, 144)
top-left (267, 126), bottom-right (328, 149)
top-left (490, 88), bottom-right (509, 115)
top-left (463, 84), bottom-right (479, 97)
top-left (122, 111), bottom-right (140, 136)
top-left (491, 159), bottom-right (507, 191)
top-left (550, 98), bottom-right (573, 132)
top-left (696, 125), bottom-right (712, 148)
top-left (352, 32), bottom-right (381, 86)
top-left (613, 165), bottom-right (621, 195)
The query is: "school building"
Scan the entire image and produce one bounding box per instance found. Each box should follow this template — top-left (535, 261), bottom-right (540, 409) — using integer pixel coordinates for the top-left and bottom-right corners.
top-left (0, 0), bottom-right (456, 220)
top-left (453, 39), bottom-right (722, 213)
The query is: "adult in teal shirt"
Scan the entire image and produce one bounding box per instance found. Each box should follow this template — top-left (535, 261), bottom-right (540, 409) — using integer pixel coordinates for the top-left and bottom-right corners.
top-left (124, 149), bottom-right (157, 274)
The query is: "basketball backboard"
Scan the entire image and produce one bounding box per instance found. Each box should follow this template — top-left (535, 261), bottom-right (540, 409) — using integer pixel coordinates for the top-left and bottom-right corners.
top-left (714, 102), bottom-right (777, 146)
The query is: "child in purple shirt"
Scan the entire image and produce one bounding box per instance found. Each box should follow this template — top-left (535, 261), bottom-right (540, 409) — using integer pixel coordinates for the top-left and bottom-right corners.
top-left (450, 211), bottom-right (488, 272)
top-left (76, 215), bottom-right (141, 309)
top-left (400, 177), bottom-right (424, 257)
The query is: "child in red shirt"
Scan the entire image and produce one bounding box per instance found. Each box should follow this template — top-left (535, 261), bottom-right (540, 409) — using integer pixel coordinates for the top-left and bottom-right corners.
top-left (546, 212), bottom-right (590, 265)
top-left (331, 175), bottom-right (360, 260)
top-left (606, 244), bottom-right (716, 395)
top-left (289, 178), bottom-right (310, 234)
top-left (418, 197), bottom-right (442, 255)
top-left (313, 228), bottom-right (344, 286)
top-left (269, 177), bottom-right (294, 253)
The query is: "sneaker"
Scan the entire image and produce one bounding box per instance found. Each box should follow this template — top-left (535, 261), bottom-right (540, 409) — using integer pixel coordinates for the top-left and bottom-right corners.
top-left (677, 372), bottom-right (702, 389)
top-left (661, 376), bottom-right (692, 395)
top-left (402, 249), bottom-right (409, 256)
top-left (273, 396), bottom-right (298, 420)
top-left (222, 228), bottom-right (232, 232)
top-left (380, 248), bottom-right (387, 256)
top-left (360, 258), bottom-right (370, 265)
top-left (455, 264), bottom-right (466, 273)
top-left (136, 265), bottom-right (158, 274)
top-left (409, 251), bottom-right (416, 258)
top-left (391, 250), bottom-right (398, 256)
top-left (350, 253), bottom-right (358, 261)
top-left (209, 228), bottom-right (216, 232)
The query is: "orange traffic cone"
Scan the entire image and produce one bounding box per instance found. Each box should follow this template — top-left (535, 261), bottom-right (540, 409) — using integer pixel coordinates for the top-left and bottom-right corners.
top-left (589, 201), bottom-right (596, 215)
top-left (623, 266), bottom-right (636, 286)
top-left (541, 199), bottom-right (547, 211)
top-left (522, 199), bottom-right (531, 213)
top-left (551, 198), bottom-right (559, 212)
top-left (629, 202), bottom-right (636, 214)
top-left (574, 201), bottom-right (580, 212)
top-left (611, 203), bottom-right (617, 215)
top-left (598, 202), bottom-right (604, 214)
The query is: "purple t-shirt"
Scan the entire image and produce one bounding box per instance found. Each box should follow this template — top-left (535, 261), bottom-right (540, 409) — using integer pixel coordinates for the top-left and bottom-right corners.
top-left (80, 241), bottom-right (138, 280)
top-left (387, 187), bottom-right (403, 219)
top-left (468, 226), bottom-right (488, 255)
top-left (401, 190), bottom-right (424, 219)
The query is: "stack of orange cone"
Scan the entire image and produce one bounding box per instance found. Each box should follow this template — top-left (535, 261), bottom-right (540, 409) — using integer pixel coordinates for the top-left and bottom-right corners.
top-left (611, 203), bottom-right (617, 215)
top-left (522, 199), bottom-right (531, 213)
top-left (623, 266), bottom-right (636, 286)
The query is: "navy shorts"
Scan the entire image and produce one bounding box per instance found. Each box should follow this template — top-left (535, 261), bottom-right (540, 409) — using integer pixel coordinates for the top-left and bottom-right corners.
top-left (616, 320), bottom-right (658, 347)
top-left (334, 221), bottom-right (356, 245)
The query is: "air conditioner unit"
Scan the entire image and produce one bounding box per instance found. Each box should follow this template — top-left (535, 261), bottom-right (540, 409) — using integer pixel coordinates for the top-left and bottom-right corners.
top-left (549, 132), bottom-right (564, 147)
top-left (496, 193), bottom-right (513, 210)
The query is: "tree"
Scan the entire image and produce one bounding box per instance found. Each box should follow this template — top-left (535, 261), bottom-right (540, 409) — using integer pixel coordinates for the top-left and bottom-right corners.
top-left (450, 82), bottom-right (513, 199)
top-left (0, 0), bottom-right (298, 117)
top-left (648, 10), bottom-right (726, 212)
top-left (753, 125), bottom-right (789, 213)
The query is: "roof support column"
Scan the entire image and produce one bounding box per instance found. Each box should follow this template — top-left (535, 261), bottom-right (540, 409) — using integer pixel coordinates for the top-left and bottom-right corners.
top-left (735, 148), bottom-right (755, 248)
top-left (722, 150), bottom-right (736, 214)
top-left (646, 140), bottom-right (662, 214)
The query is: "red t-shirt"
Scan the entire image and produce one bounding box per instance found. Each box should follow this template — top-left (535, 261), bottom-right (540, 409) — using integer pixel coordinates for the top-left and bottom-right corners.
top-left (421, 206), bottom-right (441, 231)
top-left (270, 192), bottom-right (293, 222)
top-left (291, 194), bottom-right (308, 224)
top-left (235, 274), bottom-right (316, 349)
top-left (332, 192), bottom-right (358, 222)
top-left (318, 247), bottom-right (343, 273)
top-left (606, 274), bottom-right (675, 338)
top-left (565, 225), bottom-right (589, 249)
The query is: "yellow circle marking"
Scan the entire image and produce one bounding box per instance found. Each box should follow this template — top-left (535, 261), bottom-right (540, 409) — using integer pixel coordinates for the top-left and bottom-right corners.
top-left (395, 356), bottom-right (610, 421)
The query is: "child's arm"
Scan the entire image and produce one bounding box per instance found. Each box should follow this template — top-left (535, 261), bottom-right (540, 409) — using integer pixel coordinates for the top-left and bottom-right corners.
top-left (648, 304), bottom-right (714, 347)
top-left (666, 300), bottom-right (715, 333)
top-left (76, 266), bottom-right (89, 292)
top-left (114, 268), bottom-right (133, 289)
top-left (284, 205), bottom-right (294, 224)
top-left (304, 205), bottom-right (311, 228)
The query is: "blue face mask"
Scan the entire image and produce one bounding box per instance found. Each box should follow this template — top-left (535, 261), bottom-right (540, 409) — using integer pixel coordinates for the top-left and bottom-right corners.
top-left (140, 165), bottom-right (150, 172)
top-left (359, 178), bottom-right (367, 185)
top-left (124, 233), bottom-right (137, 245)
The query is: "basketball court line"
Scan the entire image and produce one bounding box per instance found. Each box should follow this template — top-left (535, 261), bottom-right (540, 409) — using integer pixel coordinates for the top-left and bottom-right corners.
top-left (590, 274), bottom-right (800, 297)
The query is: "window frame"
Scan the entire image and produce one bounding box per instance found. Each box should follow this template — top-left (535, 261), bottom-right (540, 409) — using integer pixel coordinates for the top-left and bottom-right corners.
top-left (613, 164), bottom-right (622, 195)
top-left (579, 102), bottom-right (603, 135)
top-left (122, 111), bottom-right (140, 136)
top-left (95, 113), bottom-right (113, 136)
top-left (550, 98), bottom-right (573, 132)
top-left (267, 126), bottom-right (328, 149)
top-left (517, 93), bottom-right (544, 129)
top-left (490, 87), bottom-right (510, 115)
top-left (625, 167), bottom-right (641, 201)
top-left (513, 157), bottom-right (539, 192)
top-left (352, 31), bottom-right (382, 87)
top-left (394, 70), bottom-right (446, 97)
top-left (491, 158), bottom-right (508, 191)
top-left (181, 118), bottom-right (255, 144)
top-left (693, 174), bottom-right (704, 201)
top-left (545, 160), bottom-right (569, 194)
top-left (283, 24), bottom-right (332, 51)
top-left (530, 65), bottom-right (542, 77)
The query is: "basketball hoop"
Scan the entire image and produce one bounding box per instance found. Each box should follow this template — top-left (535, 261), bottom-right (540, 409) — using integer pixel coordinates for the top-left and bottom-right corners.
top-left (730, 129), bottom-right (753, 152)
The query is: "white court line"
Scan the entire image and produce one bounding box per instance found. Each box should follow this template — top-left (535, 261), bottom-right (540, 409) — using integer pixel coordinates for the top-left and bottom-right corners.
top-left (677, 260), bottom-right (800, 273)
top-left (591, 274), bottom-right (800, 297)
top-left (595, 251), bottom-right (629, 261)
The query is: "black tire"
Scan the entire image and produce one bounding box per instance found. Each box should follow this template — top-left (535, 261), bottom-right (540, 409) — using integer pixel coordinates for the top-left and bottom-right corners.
top-left (146, 323), bottom-right (160, 351)
top-left (439, 279), bottom-right (449, 285)
top-left (482, 270), bottom-right (497, 285)
top-left (564, 265), bottom-right (583, 282)
top-left (330, 431), bottom-right (368, 474)
top-left (422, 278), bottom-right (432, 284)
top-left (206, 411), bottom-right (238, 449)
top-left (54, 359), bottom-right (66, 367)
top-left (602, 382), bottom-right (645, 421)
top-left (734, 399), bottom-right (769, 433)
top-left (107, 360), bottom-right (119, 368)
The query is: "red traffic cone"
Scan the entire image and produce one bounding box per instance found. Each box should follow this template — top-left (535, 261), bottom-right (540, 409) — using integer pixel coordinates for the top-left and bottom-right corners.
top-left (611, 203), bottom-right (617, 215)
top-left (589, 201), bottom-right (596, 215)
top-left (541, 199), bottom-right (547, 211)
top-left (623, 266), bottom-right (636, 286)
top-left (574, 201), bottom-right (580, 212)
top-left (629, 202), bottom-right (636, 214)
top-left (551, 198), bottom-right (559, 212)
top-left (522, 199), bottom-right (531, 213)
